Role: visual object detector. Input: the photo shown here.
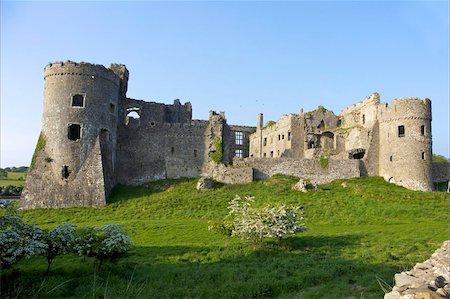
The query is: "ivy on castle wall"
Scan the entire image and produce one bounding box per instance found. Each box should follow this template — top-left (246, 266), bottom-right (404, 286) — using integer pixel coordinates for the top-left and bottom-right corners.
top-left (30, 133), bottom-right (47, 171)
top-left (210, 137), bottom-right (223, 164)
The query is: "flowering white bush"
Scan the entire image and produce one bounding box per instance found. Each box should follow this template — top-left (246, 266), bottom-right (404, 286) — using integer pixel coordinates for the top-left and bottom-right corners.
top-left (0, 200), bottom-right (46, 268)
top-left (75, 224), bottom-right (132, 267)
top-left (43, 223), bottom-right (77, 272)
top-left (228, 195), bottom-right (306, 243)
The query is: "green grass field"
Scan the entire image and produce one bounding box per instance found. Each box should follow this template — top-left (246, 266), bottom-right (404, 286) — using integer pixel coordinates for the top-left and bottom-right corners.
top-left (2, 175), bottom-right (448, 298)
top-left (0, 172), bottom-right (25, 187)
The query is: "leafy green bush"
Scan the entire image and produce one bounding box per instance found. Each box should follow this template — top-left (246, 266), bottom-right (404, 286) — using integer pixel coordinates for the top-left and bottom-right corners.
top-left (75, 224), bottom-right (132, 268)
top-left (226, 195), bottom-right (306, 243)
top-left (432, 154), bottom-right (449, 163)
top-left (265, 121), bottom-right (276, 128)
top-left (43, 223), bottom-right (77, 273)
top-left (0, 200), bottom-right (46, 268)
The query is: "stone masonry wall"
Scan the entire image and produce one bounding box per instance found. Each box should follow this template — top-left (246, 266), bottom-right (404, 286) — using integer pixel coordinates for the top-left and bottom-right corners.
top-left (235, 157), bottom-right (362, 184)
top-left (208, 163), bottom-right (253, 185)
top-left (431, 162), bottom-right (450, 183)
top-left (384, 240), bottom-right (449, 299)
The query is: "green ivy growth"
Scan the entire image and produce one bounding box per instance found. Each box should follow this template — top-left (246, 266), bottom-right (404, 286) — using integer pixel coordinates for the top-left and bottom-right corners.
top-left (210, 137), bottom-right (223, 164)
top-left (30, 133), bottom-right (47, 171)
top-left (264, 121), bottom-right (276, 128)
top-left (318, 106), bottom-right (328, 113)
top-left (319, 157), bottom-right (329, 169)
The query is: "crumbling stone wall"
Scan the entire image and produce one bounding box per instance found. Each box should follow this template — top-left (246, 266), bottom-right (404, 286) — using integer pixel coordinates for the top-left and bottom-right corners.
top-left (431, 162), bottom-right (450, 183)
top-left (235, 157), bottom-right (362, 184)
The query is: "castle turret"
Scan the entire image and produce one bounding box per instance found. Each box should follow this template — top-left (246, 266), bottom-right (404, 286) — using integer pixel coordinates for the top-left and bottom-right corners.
top-left (21, 61), bottom-right (128, 208)
top-left (378, 98), bottom-right (433, 191)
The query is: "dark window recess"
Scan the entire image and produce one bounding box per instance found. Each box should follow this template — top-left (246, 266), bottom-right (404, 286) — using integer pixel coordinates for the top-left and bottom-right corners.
top-left (263, 153), bottom-right (266, 157)
top-left (421, 125), bottom-right (425, 135)
top-left (337, 119), bottom-right (342, 127)
top-left (422, 152), bottom-right (425, 160)
top-left (318, 120), bottom-right (325, 129)
top-left (398, 125), bottom-right (405, 137)
top-left (72, 94), bottom-right (84, 107)
top-left (62, 165), bottom-right (70, 179)
top-left (362, 114), bottom-right (365, 124)
top-left (270, 151), bottom-right (274, 157)
top-left (278, 135), bottom-right (281, 141)
top-left (263, 138), bottom-right (267, 146)
top-left (68, 124), bottom-right (81, 141)
top-left (110, 103), bottom-right (115, 113)
top-left (171, 147), bottom-right (175, 154)
top-left (288, 132), bottom-right (291, 140)
top-left (390, 156), bottom-right (393, 162)
top-left (194, 150), bottom-right (197, 157)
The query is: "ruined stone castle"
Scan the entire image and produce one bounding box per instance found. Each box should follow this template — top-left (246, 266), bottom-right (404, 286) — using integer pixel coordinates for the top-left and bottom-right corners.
top-left (20, 61), bottom-right (449, 208)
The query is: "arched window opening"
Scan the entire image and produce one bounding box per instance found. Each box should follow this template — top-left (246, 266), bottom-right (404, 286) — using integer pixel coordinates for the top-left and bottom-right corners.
top-left (125, 107), bottom-right (141, 125)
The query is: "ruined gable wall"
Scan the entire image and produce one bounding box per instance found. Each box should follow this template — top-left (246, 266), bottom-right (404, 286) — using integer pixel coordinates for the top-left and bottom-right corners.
top-left (254, 115), bottom-right (294, 158)
top-left (338, 93), bottom-right (380, 153)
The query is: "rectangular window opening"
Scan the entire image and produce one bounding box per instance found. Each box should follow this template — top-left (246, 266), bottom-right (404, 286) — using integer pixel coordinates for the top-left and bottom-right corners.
top-left (235, 131), bottom-right (243, 145)
top-left (72, 94), bottom-right (84, 107)
top-left (235, 149), bottom-right (243, 158)
top-left (194, 149), bottom-right (197, 157)
top-left (398, 125), bottom-right (405, 137)
top-left (421, 125), bottom-right (425, 136)
top-left (110, 103), bottom-right (115, 113)
top-left (288, 132), bottom-right (291, 140)
top-left (68, 124), bottom-right (81, 141)
top-left (263, 138), bottom-right (267, 146)
top-left (422, 152), bottom-right (425, 160)
top-left (171, 147), bottom-right (175, 154)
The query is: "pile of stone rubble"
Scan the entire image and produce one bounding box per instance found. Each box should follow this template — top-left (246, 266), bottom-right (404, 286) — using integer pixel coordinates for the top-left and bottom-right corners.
top-left (384, 240), bottom-right (449, 299)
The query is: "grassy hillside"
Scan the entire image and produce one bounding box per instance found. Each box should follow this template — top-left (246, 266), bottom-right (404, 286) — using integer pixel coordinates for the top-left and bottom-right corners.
top-left (2, 176), bottom-right (448, 298)
top-left (0, 172), bottom-right (25, 187)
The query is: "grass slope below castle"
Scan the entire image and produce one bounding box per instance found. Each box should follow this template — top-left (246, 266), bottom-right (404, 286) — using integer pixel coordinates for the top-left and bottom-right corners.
top-left (3, 176), bottom-right (448, 298)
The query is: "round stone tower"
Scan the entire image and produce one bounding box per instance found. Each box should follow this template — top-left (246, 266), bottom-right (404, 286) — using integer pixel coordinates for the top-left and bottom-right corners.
top-left (42, 61), bottom-right (121, 182)
top-left (21, 61), bottom-right (128, 208)
top-left (378, 98), bottom-right (433, 191)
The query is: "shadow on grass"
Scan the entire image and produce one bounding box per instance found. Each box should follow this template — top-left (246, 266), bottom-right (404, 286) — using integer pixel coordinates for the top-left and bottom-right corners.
top-left (1, 234), bottom-right (396, 299)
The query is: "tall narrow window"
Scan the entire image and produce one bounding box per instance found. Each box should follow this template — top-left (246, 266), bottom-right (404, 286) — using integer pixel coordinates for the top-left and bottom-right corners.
top-left (362, 114), bottom-right (365, 124)
top-left (398, 125), bottom-right (405, 137)
top-left (62, 165), bottom-right (70, 179)
top-left (263, 138), bottom-right (267, 146)
top-left (270, 151), bottom-right (274, 157)
top-left (68, 124), bottom-right (81, 141)
top-left (235, 131), bottom-right (243, 145)
top-left (420, 125), bottom-right (425, 136)
top-left (422, 152), bottom-right (425, 160)
top-left (235, 149), bottom-right (243, 158)
top-left (194, 150), bottom-right (197, 157)
top-left (72, 94), bottom-right (84, 107)
top-left (390, 156), bottom-right (393, 162)
top-left (171, 147), bottom-right (175, 154)
top-left (288, 132), bottom-right (291, 140)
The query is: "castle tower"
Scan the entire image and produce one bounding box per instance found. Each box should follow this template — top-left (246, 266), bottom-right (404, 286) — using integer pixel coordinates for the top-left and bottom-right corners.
top-left (378, 98), bottom-right (433, 191)
top-left (21, 61), bottom-right (128, 208)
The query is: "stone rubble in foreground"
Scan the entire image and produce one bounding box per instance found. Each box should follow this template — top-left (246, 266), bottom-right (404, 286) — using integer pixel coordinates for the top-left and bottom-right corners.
top-left (384, 240), bottom-right (449, 299)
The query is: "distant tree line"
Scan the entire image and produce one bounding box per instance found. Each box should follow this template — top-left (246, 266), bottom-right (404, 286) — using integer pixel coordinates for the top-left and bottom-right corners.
top-left (432, 154), bottom-right (449, 163)
top-left (1, 166), bottom-right (29, 173)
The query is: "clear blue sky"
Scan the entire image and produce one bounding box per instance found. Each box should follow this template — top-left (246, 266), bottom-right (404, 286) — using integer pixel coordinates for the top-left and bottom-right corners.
top-left (1, 1), bottom-right (448, 167)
